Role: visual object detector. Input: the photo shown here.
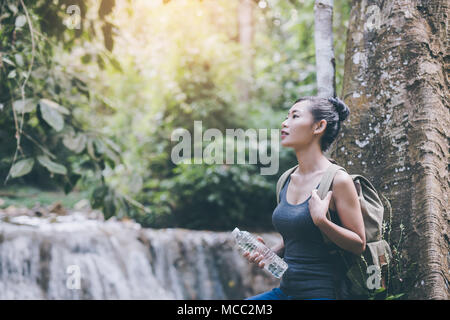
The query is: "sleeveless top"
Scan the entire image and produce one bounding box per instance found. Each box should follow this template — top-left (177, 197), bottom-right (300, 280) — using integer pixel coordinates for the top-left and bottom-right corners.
top-left (272, 174), bottom-right (351, 299)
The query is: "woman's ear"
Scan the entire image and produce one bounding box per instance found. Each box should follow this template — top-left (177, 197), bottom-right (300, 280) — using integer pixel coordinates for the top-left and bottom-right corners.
top-left (314, 119), bottom-right (327, 134)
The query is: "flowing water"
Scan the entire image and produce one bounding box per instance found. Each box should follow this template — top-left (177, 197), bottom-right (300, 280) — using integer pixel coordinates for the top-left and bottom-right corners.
top-left (0, 210), bottom-right (281, 299)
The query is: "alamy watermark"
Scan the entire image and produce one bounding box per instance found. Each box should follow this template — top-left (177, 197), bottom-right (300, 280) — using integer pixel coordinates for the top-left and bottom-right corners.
top-left (171, 121), bottom-right (280, 175)
top-left (66, 264), bottom-right (81, 290)
top-left (64, 5), bottom-right (81, 30)
top-left (366, 264), bottom-right (383, 290)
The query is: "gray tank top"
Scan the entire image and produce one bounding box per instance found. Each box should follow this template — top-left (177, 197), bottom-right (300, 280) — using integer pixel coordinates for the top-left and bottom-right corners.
top-left (272, 174), bottom-right (350, 299)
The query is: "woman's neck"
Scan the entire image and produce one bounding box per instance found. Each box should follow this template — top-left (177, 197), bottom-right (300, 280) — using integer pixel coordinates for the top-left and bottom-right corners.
top-left (293, 145), bottom-right (331, 176)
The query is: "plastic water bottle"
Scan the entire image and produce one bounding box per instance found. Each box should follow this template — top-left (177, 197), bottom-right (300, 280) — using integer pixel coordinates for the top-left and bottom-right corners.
top-left (232, 227), bottom-right (288, 279)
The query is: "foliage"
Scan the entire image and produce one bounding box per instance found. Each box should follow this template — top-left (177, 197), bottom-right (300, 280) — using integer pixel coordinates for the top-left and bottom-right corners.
top-left (1, 0), bottom-right (352, 230)
top-left (0, 185), bottom-right (89, 209)
top-left (88, 0), bottom-right (350, 228)
top-left (251, 0), bottom-right (351, 112)
top-left (337, 195), bottom-right (420, 300)
top-left (373, 195), bottom-right (420, 300)
top-left (0, 1), bottom-right (121, 199)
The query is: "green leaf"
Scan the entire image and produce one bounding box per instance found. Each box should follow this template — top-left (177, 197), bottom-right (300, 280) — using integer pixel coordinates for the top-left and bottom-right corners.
top-left (99, 0), bottom-right (115, 18)
top-left (94, 139), bottom-right (106, 154)
top-left (105, 54), bottom-right (123, 72)
top-left (2, 57), bottom-right (15, 66)
top-left (64, 173), bottom-right (82, 194)
top-left (104, 148), bottom-right (120, 166)
top-left (87, 138), bottom-right (100, 160)
top-left (39, 99), bottom-right (70, 115)
top-left (104, 138), bottom-right (121, 153)
top-left (14, 54), bottom-right (24, 67)
top-left (101, 140), bottom-right (120, 165)
top-left (8, 4), bottom-right (18, 15)
top-left (63, 132), bottom-right (87, 154)
top-left (37, 155), bottom-right (67, 175)
top-left (374, 287), bottom-right (386, 294)
top-left (7, 70), bottom-right (16, 78)
top-left (10, 158), bottom-right (34, 178)
top-left (13, 99), bottom-right (36, 113)
top-left (39, 99), bottom-right (65, 131)
top-left (31, 66), bottom-right (47, 80)
top-left (91, 185), bottom-right (108, 209)
top-left (102, 22), bottom-right (114, 51)
top-left (386, 293), bottom-right (405, 300)
top-left (103, 193), bottom-right (116, 220)
top-left (15, 15), bottom-right (27, 28)
top-left (115, 197), bottom-right (128, 220)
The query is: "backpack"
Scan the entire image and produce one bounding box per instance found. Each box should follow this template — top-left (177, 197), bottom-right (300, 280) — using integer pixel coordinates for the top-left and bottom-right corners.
top-left (276, 161), bottom-right (393, 297)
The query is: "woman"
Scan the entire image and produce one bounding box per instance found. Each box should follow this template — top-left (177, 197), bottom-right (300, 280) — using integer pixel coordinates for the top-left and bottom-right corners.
top-left (244, 96), bottom-right (365, 300)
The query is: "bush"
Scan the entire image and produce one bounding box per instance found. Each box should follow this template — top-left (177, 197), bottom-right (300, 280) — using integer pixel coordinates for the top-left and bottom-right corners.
top-left (133, 162), bottom-right (276, 231)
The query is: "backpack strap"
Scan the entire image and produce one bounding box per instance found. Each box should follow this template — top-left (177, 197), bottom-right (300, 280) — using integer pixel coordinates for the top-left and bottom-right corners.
top-left (276, 165), bottom-right (299, 204)
top-left (316, 164), bottom-right (347, 246)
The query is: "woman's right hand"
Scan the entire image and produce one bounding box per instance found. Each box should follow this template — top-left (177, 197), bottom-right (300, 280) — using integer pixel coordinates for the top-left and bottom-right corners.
top-left (242, 236), bottom-right (266, 269)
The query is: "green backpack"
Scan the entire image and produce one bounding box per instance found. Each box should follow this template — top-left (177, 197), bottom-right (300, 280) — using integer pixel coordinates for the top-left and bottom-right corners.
top-left (276, 162), bottom-right (393, 297)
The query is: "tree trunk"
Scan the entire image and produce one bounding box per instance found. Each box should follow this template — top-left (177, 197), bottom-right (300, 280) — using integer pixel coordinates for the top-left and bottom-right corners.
top-left (237, 0), bottom-right (254, 102)
top-left (314, 0), bottom-right (336, 98)
top-left (334, 0), bottom-right (449, 299)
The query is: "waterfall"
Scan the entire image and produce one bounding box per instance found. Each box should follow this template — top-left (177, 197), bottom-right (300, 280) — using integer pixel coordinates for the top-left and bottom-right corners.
top-left (0, 210), bottom-right (281, 299)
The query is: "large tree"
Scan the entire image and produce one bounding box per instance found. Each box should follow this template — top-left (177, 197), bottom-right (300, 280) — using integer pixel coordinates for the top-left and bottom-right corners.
top-left (314, 0), bottom-right (336, 98)
top-left (333, 0), bottom-right (449, 299)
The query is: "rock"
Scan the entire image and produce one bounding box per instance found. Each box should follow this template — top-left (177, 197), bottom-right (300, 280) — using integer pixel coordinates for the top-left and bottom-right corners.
top-left (48, 202), bottom-right (66, 215)
top-left (4, 205), bottom-right (30, 217)
top-left (32, 203), bottom-right (47, 217)
top-left (74, 199), bottom-right (91, 211)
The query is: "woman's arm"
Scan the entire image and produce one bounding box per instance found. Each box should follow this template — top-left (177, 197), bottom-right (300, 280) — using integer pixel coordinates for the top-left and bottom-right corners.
top-left (312, 170), bottom-right (366, 255)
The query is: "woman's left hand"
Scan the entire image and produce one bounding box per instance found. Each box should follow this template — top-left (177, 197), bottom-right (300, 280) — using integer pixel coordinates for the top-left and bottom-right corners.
top-left (308, 189), bottom-right (333, 226)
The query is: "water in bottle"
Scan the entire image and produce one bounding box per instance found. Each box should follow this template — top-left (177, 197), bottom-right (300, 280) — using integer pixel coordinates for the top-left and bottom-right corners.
top-left (232, 227), bottom-right (288, 279)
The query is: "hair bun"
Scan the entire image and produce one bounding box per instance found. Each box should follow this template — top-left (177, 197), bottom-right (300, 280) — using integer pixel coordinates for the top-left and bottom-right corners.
top-left (328, 97), bottom-right (350, 122)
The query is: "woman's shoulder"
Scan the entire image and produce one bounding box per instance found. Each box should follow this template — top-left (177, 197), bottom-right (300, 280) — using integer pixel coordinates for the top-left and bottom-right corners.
top-left (332, 168), bottom-right (353, 187)
top-left (329, 169), bottom-right (355, 212)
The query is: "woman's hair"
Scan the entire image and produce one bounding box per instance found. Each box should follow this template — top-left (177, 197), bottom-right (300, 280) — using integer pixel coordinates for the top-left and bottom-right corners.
top-left (293, 96), bottom-right (350, 152)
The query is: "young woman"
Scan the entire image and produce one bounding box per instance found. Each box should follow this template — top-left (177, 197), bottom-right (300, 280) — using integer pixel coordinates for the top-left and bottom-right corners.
top-left (244, 96), bottom-right (366, 300)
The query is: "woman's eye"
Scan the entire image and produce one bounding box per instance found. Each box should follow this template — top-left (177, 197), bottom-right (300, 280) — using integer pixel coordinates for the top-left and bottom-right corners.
top-left (293, 115), bottom-right (299, 118)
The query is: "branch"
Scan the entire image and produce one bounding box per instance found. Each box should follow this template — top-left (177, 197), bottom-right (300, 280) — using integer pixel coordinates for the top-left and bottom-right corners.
top-left (4, 0), bottom-right (37, 185)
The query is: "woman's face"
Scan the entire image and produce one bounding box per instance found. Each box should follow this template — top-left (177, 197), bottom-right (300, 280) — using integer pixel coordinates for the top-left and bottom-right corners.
top-left (281, 100), bottom-right (319, 149)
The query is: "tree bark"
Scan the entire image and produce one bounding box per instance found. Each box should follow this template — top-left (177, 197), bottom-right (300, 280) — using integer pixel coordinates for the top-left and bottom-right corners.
top-left (315, 0), bottom-right (336, 98)
top-left (334, 0), bottom-right (449, 299)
